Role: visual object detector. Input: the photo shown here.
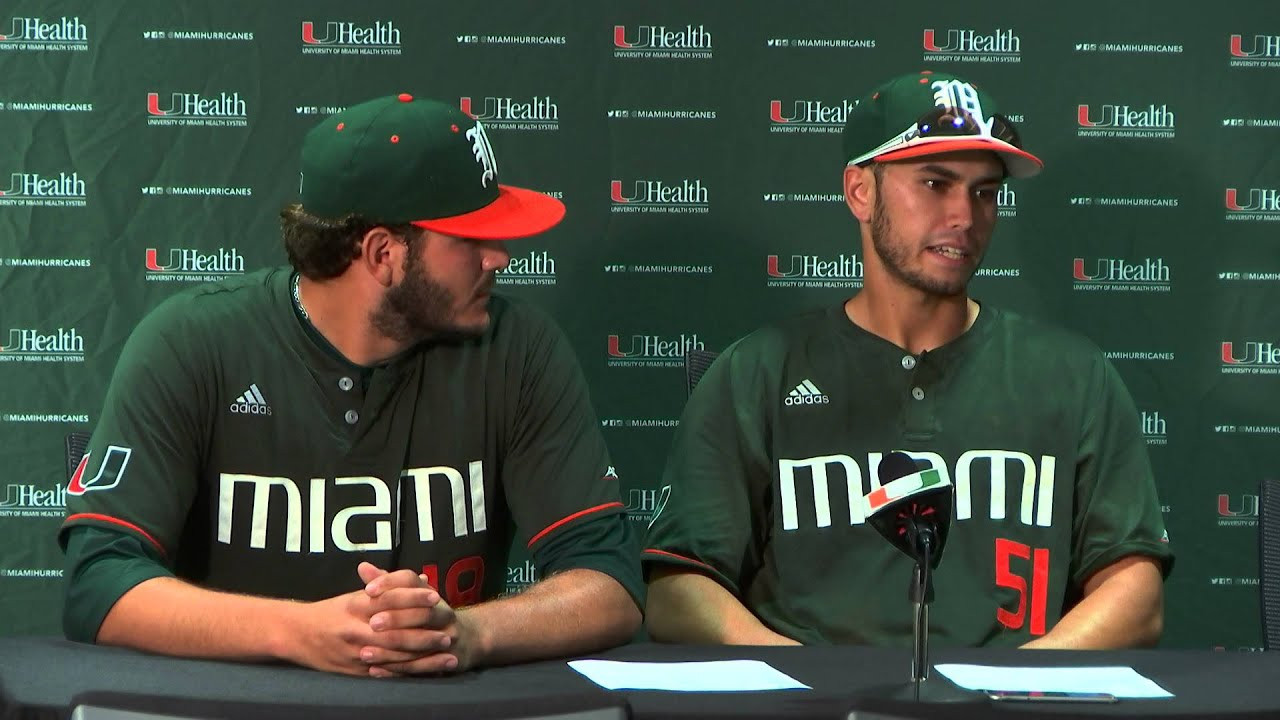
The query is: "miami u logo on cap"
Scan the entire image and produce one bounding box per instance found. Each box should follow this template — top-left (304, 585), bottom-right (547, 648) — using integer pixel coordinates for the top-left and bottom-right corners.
top-left (466, 121), bottom-right (498, 188)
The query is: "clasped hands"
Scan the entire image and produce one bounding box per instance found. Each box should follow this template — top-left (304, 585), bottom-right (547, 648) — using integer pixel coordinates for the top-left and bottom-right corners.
top-left (291, 561), bottom-right (479, 677)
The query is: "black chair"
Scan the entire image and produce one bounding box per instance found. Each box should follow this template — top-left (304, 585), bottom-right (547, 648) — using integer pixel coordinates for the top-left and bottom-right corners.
top-left (1260, 477), bottom-right (1280, 650)
top-left (683, 349), bottom-right (719, 397)
top-left (66, 430), bottom-right (92, 480)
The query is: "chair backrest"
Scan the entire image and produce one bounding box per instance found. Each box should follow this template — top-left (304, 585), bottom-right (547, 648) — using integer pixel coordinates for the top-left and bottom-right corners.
top-left (684, 349), bottom-right (719, 397)
top-left (66, 431), bottom-right (92, 481)
top-left (1260, 477), bottom-right (1280, 650)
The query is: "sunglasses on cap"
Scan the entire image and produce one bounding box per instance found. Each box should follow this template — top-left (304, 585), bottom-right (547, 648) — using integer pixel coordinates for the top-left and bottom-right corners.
top-left (848, 105), bottom-right (1022, 167)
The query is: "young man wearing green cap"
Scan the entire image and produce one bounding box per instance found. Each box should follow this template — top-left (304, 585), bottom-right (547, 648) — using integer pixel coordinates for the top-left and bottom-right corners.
top-left (59, 94), bottom-right (642, 676)
top-left (643, 71), bottom-right (1172, 649)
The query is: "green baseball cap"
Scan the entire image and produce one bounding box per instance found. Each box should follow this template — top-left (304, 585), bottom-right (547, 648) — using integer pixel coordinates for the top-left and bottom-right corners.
top-left (842, 70), bottom-right (1043, 178)
top-left (300, 93), bottom-right (564, 239)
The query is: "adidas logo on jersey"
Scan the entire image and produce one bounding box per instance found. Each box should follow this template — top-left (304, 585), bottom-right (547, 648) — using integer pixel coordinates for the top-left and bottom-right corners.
top-left (230, 383), bottom-right (272, 416)
top-left (784, 379), bottom-right (830, 406)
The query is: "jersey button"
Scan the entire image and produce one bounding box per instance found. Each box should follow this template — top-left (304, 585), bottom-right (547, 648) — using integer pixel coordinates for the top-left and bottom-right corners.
top-left (344, 409), bottom-right (359, 425)
top-left (911, 387), bottom-right (925, 401)
top-left (901, 355), bottom-right (917, 370)
top-left (338, 376), bottom-right (354, 391)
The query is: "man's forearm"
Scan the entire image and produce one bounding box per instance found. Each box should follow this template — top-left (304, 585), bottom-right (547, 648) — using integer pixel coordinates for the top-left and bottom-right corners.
top-left (646, 567), bottom-right (799, 645)
top-left (459, 568), bottom-right (640, 667)
top-left (1022, 555), bottom-right (1163, 650)
top-left (99, 570), bottom-right (413, 676)
top-left (97, 576), bottom-right (301, 662)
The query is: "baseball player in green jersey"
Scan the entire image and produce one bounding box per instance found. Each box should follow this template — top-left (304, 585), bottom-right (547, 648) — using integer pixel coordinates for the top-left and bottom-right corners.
top-left (644, 71), bottom-right (1172, 649)
top-left (59, 94), bottom-right (642, 676)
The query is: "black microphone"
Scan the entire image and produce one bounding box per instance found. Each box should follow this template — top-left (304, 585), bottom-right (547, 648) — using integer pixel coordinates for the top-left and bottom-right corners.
top-left (864, 451), bottom-right (953, 568)
top-left (863, 450), bottom-right (959, 689)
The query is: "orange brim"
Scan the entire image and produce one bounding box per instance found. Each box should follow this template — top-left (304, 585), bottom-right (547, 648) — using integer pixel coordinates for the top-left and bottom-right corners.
top-left (875, 138), bottom-right (1043, 178)
top-left (412, 185), bottom-right (566, 240)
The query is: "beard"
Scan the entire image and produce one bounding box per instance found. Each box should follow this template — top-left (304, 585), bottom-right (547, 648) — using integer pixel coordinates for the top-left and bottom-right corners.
top-left (869, 189), bottom-right (982, 297)
top-left (371, 238), bottom-right (489, 344)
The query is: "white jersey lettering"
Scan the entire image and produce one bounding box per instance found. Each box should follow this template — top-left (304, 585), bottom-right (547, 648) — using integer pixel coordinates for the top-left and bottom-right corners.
top-left (216, 462), bottom-right (487, 553)
top-left (777, 449), bottom-right (1057, 531)
top-left (218, 473), bottom-right (302, 552)
top-left (332, 476), bottom-right (392, 551)
top-left (403, 464), bottom-right (487, 542)
top-left (779, 454), bottom-right (862, 530)
top-left (956, 449), bottom-right (1047, 524)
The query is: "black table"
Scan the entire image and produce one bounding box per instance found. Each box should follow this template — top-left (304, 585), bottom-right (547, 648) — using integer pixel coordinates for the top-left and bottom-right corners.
top-left (3, 637), bottom-right (1279, 719)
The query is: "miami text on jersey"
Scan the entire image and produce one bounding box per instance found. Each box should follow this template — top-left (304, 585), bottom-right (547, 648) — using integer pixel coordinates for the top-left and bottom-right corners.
top-left (778, 449), bottom-right (1056, 530)
top-left (217, 462), bottom-right (487, 552)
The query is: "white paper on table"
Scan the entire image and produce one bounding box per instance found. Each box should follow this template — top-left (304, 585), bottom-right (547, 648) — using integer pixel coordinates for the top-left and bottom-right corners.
top-left (568, 659), bottom-right (811, 692)
top-left (934, 664), bottom-right (1173, 699)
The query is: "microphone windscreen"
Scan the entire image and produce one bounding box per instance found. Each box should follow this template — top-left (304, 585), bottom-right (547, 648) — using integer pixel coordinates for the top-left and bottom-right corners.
top-left (877, 451), bottom-right (919, 486)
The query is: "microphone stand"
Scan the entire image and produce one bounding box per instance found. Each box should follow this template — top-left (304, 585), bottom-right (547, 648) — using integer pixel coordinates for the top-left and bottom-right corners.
top-left (854, 472), bottom-right (974, 709)
top-left (910, 530), bottom-right (934, 692)
top-left (892, 521), bottom-right (971, 703)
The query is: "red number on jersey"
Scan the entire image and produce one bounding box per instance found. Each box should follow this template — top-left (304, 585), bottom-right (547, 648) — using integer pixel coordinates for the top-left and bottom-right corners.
top-left (421, 555), bottom-right (485, 607)
top-left (994, 538), bottom-right (1049, 636)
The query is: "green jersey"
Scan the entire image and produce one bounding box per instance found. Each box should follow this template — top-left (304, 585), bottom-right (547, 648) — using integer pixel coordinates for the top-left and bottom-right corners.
top-left (61, 268), bottom-right (638, 610)
top-left (643, 302), bottom-right (1171, 647)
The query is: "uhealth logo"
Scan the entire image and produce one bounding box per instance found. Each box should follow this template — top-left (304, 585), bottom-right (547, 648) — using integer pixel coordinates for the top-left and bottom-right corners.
top-left (611, 178), bottom-right (709, 214)
top-left (1221, 341), bottom-right (1280, 375)
top-left (1217, 493), bottom-right (1258, 526)
top-left (1141, 411), bottom-right (1168, 446)
top-left (624, 487), bottom-right (668, 524)
top-left (0, 16), bottom-right (87, 50)
top-left (0, 172), bottom-right (86, 207)
top-left (145, 247), bottom-right (246, 282)
top-left (613, 24), bottom-right (712, 58)
top-left (1077, 104), bottom-right (1174, 138)
top-left (460, 96), bottom-right (559, 131)
top-left (1230, 33), bottom-right (1280, 66)
top-left (995, 184), bottom-right (1016, 217)
top-left (0, 483), bottom-right (67, 515)
top-left (607, 334), bottom-right (705, 367)
top-left (302, 20), bottom-right (401, 55)
top-left (1225, 187), bottom-right (1280, 221)
top-left (766, 254), bottom-right (864, 288)
top-left (0, 327), bottom-right (85, 363)
top-left (922, 27), bottom-right (1020, 62)
top-left (496, 250), bottom-right (556, 286)
top-left (1072, 257), bottom-right (1171, 292)
top-left (506, 559), bottom-right (539, 593)
top-left (769, 99), bottom-right (855, 134)
top-left (147, 92), bottom-right (248, 127)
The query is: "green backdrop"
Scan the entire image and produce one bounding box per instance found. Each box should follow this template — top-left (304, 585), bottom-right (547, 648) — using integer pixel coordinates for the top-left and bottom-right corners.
top-left (1, 1), bottom-right (1277, 651)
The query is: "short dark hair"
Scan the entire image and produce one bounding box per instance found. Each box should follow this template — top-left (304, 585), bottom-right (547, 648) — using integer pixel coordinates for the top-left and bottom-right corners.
top-left (280, 204), bottom-right (422, 279)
